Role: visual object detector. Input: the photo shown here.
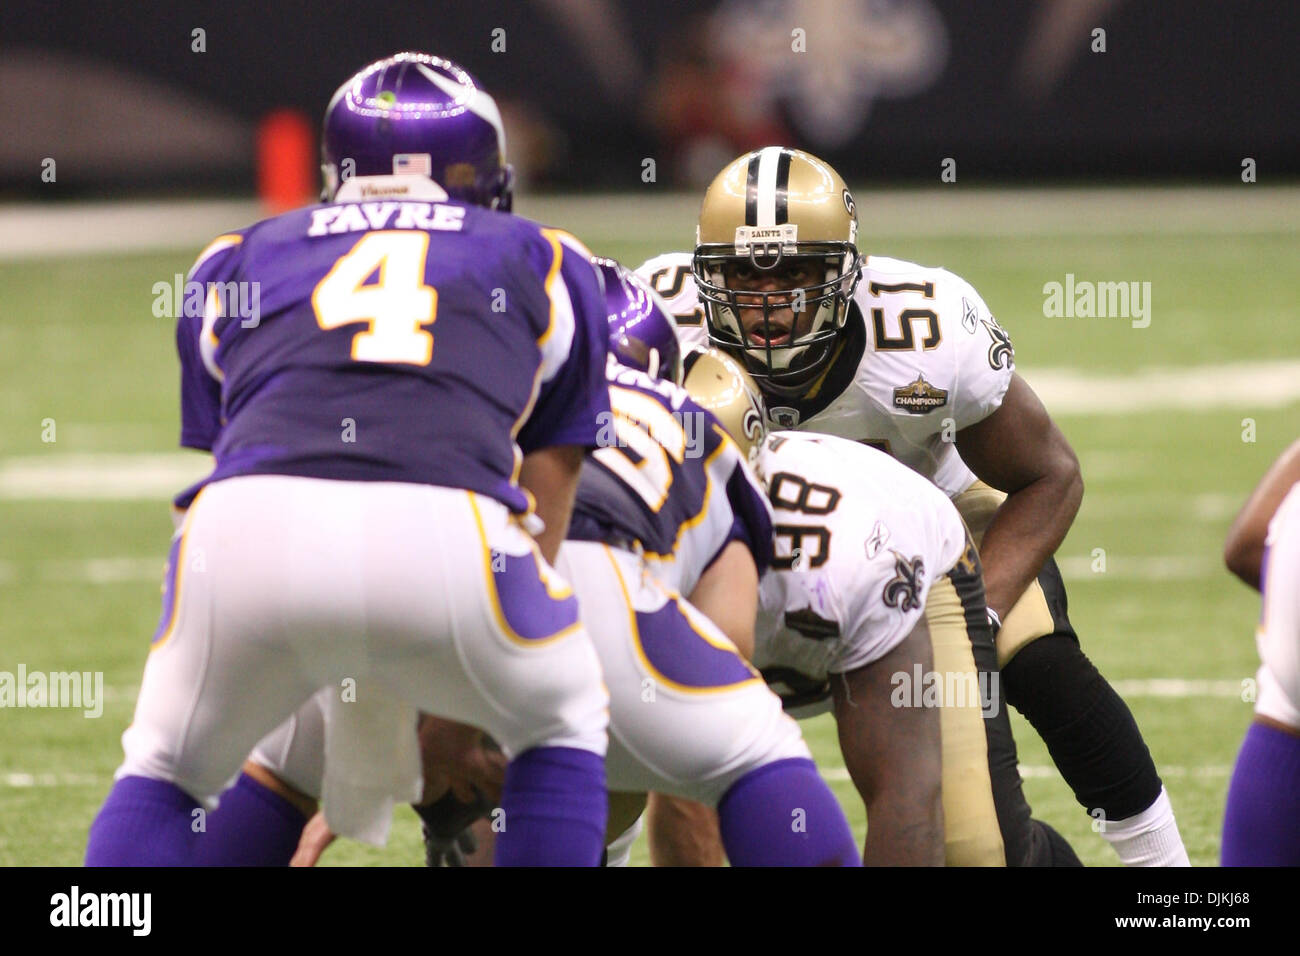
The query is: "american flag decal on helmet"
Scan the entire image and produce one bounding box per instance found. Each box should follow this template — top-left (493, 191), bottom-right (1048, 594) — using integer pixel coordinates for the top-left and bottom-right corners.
top-left (393, 153), bottom-right (433, 176)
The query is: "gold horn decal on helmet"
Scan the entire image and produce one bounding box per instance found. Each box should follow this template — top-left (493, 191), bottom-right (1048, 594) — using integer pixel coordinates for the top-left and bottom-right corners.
top-left (683, 349), bottom-right (767, 462)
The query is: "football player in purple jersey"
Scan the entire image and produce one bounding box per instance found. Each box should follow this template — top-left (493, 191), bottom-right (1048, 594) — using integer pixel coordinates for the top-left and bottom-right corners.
top-left (85, 53), bottom-right (615, 867)
top-left (1222, 439), bottom-right (1300, 865)
top-left (241, 262), bottom-right (861, 868)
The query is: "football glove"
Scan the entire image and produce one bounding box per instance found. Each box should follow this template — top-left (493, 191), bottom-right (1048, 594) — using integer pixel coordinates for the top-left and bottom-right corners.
top-left (412, 787), bottom-right (493, 867)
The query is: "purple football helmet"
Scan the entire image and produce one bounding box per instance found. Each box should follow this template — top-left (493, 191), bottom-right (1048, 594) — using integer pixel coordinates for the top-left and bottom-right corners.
top-left (597, 258), bottom-right (683, 384)
top-left (321, 52), bottom-right (513, 209)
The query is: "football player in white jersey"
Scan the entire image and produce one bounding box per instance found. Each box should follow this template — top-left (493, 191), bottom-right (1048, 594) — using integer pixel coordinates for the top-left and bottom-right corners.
top-left (637, 146), bottom-right (1189, 866)
top-left (655, 351), bottom-right (1081, 866)
top-left (1221, 439), bottom-right (1300, 865)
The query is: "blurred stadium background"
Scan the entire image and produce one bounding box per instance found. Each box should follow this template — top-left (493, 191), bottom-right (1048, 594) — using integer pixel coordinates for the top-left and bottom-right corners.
top-left (2, 0), bottom-right (1296, 865)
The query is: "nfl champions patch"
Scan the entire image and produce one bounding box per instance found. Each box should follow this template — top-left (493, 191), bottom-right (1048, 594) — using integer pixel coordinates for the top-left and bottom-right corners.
top-left (891, 373), bottom-right (948, 414)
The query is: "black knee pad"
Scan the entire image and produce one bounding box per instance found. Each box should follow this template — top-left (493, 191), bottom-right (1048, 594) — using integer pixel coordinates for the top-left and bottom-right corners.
top-left (1002, 634), bottom-right (1162, 820)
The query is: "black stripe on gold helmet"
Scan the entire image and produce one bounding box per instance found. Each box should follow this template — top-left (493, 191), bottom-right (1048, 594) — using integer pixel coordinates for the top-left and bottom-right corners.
top-left (692, 147), bottom-right (862, 397)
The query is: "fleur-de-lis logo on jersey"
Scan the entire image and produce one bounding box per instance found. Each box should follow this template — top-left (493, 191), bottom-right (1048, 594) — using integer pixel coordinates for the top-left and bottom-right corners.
top-left (981, 317), bottom-right (1014, 371)
top-left (882, 551), bottom-right (925, 612)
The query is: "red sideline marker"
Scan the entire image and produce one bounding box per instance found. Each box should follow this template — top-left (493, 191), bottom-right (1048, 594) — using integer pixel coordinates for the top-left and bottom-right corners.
top-left (257, 110), bottom-right (315, 214)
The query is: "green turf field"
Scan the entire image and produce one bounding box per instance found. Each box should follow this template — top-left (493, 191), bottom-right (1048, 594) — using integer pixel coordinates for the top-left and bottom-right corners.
top-left (1, 190), bottom-right (1295, 865)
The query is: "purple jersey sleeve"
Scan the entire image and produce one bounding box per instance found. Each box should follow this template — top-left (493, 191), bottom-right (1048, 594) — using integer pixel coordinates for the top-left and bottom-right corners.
top-left (177, 234), bottom-right (245, 451)
top-left (717, 463), bottom-right (776, 576)
top-left (516, 233), bottom-right (611, 454)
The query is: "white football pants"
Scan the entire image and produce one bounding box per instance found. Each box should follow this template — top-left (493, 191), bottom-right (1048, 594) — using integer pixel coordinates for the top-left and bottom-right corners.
top-left (119, 475), bottom-right (608, 840)
top-left (254, 540), bottom-right (808, 809)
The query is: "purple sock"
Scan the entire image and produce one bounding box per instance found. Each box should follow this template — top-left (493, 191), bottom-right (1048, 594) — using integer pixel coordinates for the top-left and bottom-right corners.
top-left (718, 758), bottom-right (861, 867)
top-left (86, 776), bottom-right (201, 866)
top-left (494, 746), bottom-right (607, 866)
top-left (1222, 722), bottom-right (1300, 866)
top-left (191, 773), bottom-right (309, 866)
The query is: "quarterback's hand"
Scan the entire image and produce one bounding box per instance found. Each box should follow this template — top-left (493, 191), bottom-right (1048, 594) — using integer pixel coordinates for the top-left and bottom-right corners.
top-left (423, 824), bottom-right (478, 867)
top-left (289, 810), bottom-right (337, 867)
top-left (413, 787), bottom-right (494, 867)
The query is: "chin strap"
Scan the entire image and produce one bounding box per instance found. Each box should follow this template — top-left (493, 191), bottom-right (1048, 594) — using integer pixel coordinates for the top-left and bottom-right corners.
top-left (493, 165), bottom-right (515, 212)
top-left (795, 339), bottom-right (847, 401)
top-left (752, 336), bottom-right (845, 404)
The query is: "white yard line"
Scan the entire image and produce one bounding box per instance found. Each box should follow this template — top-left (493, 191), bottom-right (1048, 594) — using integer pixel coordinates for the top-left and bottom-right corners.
top-left (0, 761), bottom-right (1234, 789)
top-left (0, 558), bottom-right (166, 585)
top-left (1016, 764), bottom-right (1232, 780)
top-left (1, 187), bottom-right (1295, 260)
top-left (12, 548), bottom-right (1210, 587)
top-left (1, 670), bottom-right (1243, 793)
top-left (524, 188), bottom-right (1300, 243)
top-left (1109, 679), bottom-right (1247, 698)
top-left (0, 548), bottom-right (1233, 585)
top-left (1021, 361), bottom-right (1300, 415)
top-left (41, 558), bottom-right (167, 584)
top-left (1071, 491), bottom-right (1240, 520)
top-left (823, 764), bottom-right (1231, 784)
top-left (0, 678), bottom-right (1244, 709)
top-left (0, 452), bottom-right (207, 500)
top-left (0, 558), bottom-right (170, 584)
top-left (1, 772), bottom-right (105, 788)
top-left (0, 200), bottom-right (263, 261)
top-left (1, 361), bottom-right (1295, 503)
top-left (1055, 555), bottom-right (1223, 581)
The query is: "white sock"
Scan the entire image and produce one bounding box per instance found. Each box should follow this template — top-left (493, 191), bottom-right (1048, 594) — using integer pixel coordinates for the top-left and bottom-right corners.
top-left (1098, 786), bottom-right (1190, 866)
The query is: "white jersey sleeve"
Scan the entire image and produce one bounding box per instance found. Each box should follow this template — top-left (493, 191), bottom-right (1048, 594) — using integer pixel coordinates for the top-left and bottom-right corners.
top-left (854, 256), bottom-right (1015, 436)
top-left (752, 432), bottom-right (968, 710)
top-left (944, 270), bottom-right (1015, 429)
top-left (636, 252), bottom-right (709, 352)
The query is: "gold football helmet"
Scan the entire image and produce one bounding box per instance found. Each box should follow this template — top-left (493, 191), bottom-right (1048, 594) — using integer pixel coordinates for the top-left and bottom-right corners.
top-left (692, 147), bottom-right (862, 396)
top-left (683, 348), bottom-right (767, 462)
